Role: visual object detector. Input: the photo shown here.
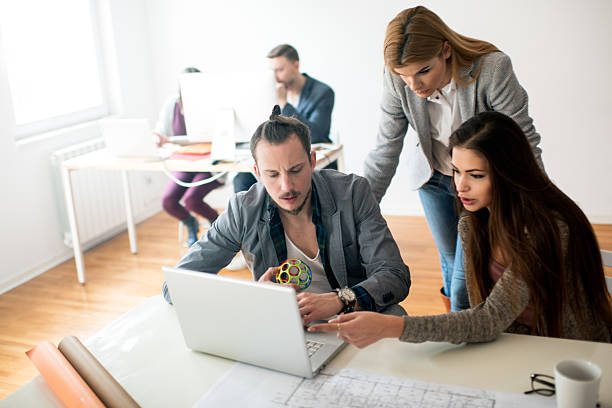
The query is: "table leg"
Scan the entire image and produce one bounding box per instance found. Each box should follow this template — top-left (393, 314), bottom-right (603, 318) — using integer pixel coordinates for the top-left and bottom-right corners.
top-left (61, 167), bottom-right (86, 284)
top-left (121, 170), bottom-right (138, 254)
top-left (336, 147), bottom-right (346, 172)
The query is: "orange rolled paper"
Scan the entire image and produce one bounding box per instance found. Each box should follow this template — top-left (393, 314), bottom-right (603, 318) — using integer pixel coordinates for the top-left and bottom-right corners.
top-left (25, 341), bottom-right (105, 408)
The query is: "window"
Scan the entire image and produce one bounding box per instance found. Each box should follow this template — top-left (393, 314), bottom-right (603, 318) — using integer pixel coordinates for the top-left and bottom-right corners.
top-left (0, 0), bottom-right (107, 138)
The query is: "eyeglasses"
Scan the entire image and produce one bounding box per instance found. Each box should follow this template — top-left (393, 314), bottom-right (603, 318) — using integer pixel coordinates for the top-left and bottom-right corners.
top-left (524, 373), bottom-right (555, 396)
top-left (524, 373), bottom-right (601, 407)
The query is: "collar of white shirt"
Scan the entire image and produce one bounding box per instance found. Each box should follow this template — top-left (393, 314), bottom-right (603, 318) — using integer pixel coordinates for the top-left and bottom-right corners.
top-left (427, 78), bottom-right (456, 104)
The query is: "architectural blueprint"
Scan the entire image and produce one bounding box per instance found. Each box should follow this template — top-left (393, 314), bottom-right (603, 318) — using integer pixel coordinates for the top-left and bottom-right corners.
top-left (196, 363), bottom-right (555, 408)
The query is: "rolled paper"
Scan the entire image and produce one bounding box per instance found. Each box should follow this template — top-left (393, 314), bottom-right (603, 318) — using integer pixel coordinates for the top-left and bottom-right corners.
top-left (58, 335), bottom-right (141, 408)
top-left (25, 341), bottom-right (105, 408)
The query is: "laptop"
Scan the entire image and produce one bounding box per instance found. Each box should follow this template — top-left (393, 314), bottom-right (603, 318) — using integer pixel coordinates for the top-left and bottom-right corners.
top-left (162, 266), bottom-right (346, 378)
top-left (100, 118), bottom-right (162, 161)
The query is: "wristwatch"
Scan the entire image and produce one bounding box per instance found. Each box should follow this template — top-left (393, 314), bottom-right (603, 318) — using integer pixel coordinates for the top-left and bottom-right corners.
top-left (335, 287), bottom-right (357, 313)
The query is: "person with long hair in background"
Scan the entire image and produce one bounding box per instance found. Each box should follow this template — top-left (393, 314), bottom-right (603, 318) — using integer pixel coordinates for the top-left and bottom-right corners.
top-left (154, 67), bottom-right (222, 246)
top-left (364, 6), bottom-right (544, 312)
top-left (310, 111), bottom-right (611, 345)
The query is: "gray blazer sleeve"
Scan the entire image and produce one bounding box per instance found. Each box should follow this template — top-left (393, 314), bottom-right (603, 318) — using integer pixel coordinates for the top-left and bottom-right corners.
top-left (363, 68), bottom-right (409, 203)
top-left (162, 194), bottom-right (244, 303)
top-left (351, 177), bottom-right (411, 310)
top-left (483, 53), bottom-right (544, 170)
top-left (176, 195), bottom-right (243, 271)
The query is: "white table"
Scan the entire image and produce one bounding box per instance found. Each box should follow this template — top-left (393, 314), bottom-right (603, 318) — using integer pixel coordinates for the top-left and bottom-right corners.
top-left (2, 295), bottom-right (610, 407)
top-left (60, 144), bottom-right (344, 284)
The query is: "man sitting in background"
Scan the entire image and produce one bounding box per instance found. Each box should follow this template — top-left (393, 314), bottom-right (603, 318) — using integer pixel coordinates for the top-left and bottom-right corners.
top-left (163, 107), bottom-right (410, 324)
top-left (233, 43), bottom-right (336, 194)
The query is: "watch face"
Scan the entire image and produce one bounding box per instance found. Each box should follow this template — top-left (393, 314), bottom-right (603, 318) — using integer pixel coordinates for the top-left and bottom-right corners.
top-left (340, 288), bottom-right (356, 303)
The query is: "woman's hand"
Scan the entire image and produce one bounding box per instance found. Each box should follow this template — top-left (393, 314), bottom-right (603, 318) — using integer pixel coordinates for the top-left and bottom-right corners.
top-left (154, 132), bottom-right (170, 147)
top-left (308, 311), bottom-right (405, 348)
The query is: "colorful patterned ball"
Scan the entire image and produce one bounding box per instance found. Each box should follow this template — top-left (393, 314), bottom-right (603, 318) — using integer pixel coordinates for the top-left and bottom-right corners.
top-left (276, 259), bottom-right (312, 289)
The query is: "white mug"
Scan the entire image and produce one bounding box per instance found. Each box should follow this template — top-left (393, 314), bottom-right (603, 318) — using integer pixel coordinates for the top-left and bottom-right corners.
top-left (554, 359), bottom-right (602, 408)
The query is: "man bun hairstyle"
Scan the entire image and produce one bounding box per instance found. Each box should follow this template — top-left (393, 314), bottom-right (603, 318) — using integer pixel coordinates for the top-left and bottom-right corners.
top-left (250, 105), bottom-right (311, 161)
top-left (269, 104), bottom-right (282, 120)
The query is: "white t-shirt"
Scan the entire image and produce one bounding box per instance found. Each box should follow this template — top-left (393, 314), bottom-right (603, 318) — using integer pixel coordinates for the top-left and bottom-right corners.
top-left (427, 79), bottom-right (463, 176)
top-left (287, 92), bottom-right (300, 108)
top-left (285, 233), bottom-right (331, 293)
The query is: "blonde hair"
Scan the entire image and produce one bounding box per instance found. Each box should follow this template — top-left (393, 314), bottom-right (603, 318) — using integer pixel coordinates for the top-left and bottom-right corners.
top-left (384, 6), bottom-right (499, 86)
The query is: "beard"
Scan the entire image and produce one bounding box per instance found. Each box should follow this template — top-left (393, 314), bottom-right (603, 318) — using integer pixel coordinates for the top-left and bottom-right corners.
top-left (273, 188), bottom-right (311, 216)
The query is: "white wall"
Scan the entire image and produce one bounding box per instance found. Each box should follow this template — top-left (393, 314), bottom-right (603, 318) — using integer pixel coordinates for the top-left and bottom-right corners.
top-left (0, 0), bottom-right (611, 293)
top-left (145, 0), bottom-right (612, 220)
top-left (0, 0), bottom-right (166, 293)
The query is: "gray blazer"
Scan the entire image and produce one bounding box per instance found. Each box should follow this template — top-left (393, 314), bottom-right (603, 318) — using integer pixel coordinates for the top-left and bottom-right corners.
top-left (171, 170), bottom-right (411, 311)
top-left (364, 52), bottom-right (543, 201)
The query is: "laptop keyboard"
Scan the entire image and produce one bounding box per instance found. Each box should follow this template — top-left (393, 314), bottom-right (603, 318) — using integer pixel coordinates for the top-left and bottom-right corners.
top-left (306, 340), bottom-right (324, 357)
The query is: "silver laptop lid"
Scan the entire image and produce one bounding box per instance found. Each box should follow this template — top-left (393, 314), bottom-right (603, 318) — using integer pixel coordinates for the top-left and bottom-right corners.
top-left (163, 267), bottom-right (317, 377)
top-left (100, 118), bottom-right (159, 159)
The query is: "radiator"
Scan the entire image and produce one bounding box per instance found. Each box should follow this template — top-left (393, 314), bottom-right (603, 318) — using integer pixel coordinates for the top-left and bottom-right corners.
top-left (51, 138), bottom-right (133, 249)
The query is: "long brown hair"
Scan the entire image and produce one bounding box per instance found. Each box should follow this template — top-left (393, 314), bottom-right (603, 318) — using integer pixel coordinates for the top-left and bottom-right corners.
top-left (449, 111), bottom-right (612, 337)
top-left (384, 6), bottom-right (499, 86)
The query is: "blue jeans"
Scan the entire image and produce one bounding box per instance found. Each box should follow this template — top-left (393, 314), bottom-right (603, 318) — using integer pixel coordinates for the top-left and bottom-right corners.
top-left (418, 170), bottom-right (470, 311)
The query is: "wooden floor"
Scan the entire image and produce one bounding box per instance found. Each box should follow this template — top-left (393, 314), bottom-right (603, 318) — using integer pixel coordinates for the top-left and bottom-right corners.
top-left (0, 212), bottom-right (610, 400)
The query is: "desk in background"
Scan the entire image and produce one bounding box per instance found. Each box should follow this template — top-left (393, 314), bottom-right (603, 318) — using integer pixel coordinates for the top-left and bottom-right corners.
top-left (60, 144), bottom-right (344, 284)
top-left (2, 295), bottom-right (611, 407)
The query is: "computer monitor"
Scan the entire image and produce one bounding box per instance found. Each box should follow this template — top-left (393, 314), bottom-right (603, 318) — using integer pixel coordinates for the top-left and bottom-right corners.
top-left (179, 70), bottom-right (277, 161)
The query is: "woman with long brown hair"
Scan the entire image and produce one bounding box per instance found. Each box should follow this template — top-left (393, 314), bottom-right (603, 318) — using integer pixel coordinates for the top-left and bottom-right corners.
top-left (364, 6), bottom-right (544, 313)
top-left (310, 111), bottom-right (611, 344)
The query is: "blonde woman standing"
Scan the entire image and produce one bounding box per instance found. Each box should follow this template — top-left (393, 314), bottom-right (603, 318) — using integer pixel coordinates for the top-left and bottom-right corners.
top-left (364, 6), bottom-right (543, 312)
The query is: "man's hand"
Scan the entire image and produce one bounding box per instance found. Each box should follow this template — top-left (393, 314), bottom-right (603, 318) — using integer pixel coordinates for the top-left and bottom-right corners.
top-left (275, 83), bottom-right (287, 108)
top-left (297, 292), bottom-right (343, 325)
top-left (258, 267), bottom-right (300, 291)
top-left (308, 312), bottom-right (405, 349)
